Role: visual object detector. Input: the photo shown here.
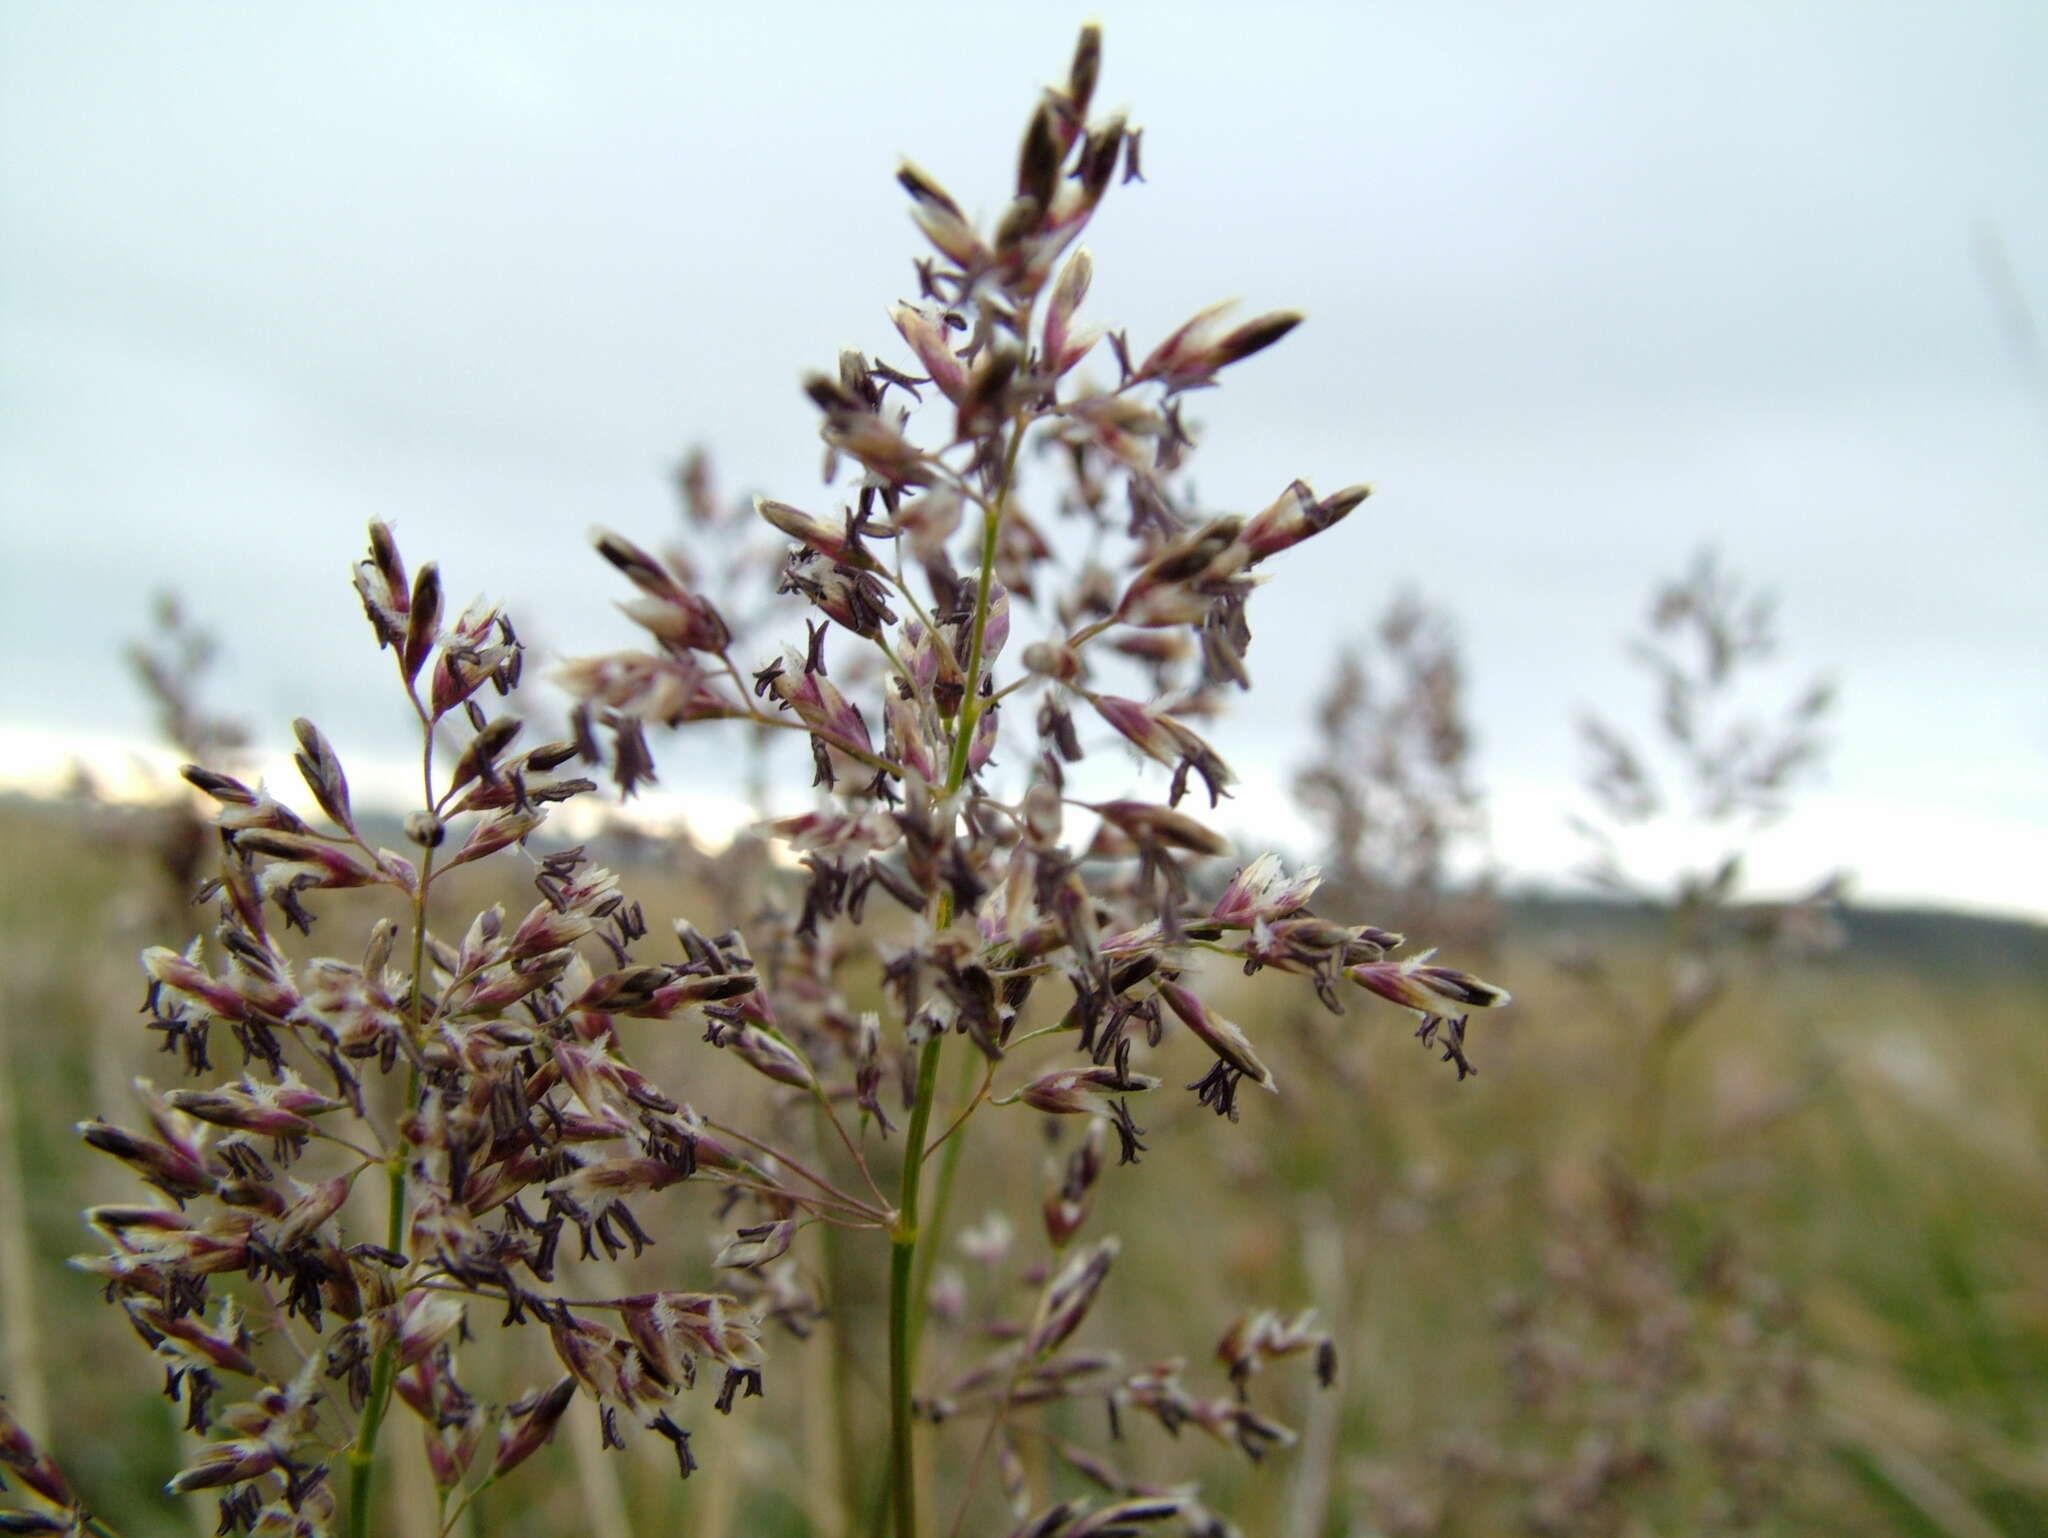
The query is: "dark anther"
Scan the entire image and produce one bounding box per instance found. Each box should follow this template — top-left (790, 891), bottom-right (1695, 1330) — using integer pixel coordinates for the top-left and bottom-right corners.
top-left (869, 358), bottom-right (924, 403)
top-left (1109, 1036), bottom-right (1136, 1089)
top-left (649, 1412), bottom-right (697, 1478)
top-left (594, 1200), bottom-right (653, 1260)
top-left (1110, 1097), bottom-right (1147, 1166)
top-left (1190, 1062), bottom-right (1245, 1122)
top-left (1414, 1013), bottom-right (1476, 1080)
top-left (714, 1366), bottom-right (764, 1415)
top-left (216, 1485), bottom-right (260, 1535)
top-left (183, 1368), bottom-right (217, 1433)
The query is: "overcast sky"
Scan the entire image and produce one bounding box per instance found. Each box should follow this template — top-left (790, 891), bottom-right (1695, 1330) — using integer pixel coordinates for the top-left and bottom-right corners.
top-left (3, 0), bottom-right (2044, 918)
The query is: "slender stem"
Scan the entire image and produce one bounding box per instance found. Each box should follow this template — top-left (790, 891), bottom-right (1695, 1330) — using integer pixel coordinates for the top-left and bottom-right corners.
top-left (314, 1129), bottom-right (393, 1166)
top-left (348, 1084), bottom-right (421, 1532)
top-left (909, 1050), bottom-right (985, 1366)
top-left (886, 388), bottom-right (1035, 1536)
top-left (740, 698), bottom-right (905, 781)
top-left (347, 1104), bottom-right (415, 1533)
top-left (810, 1085), bottom-right (891, 1208)
top-left (983, 674), bottom-right (1036, 709)
top-left (874, 633), bottom-right (912, 688)
top-left (720, 643), bottom-right (908, 784)
top-left (919, 1056), bottom-right (996, 1168)
top-left (1002, 1016), bottom-right (1081, 1051)
top-left (349, 714), bottom-right (438, 1538)
top-left (716, 649), bottom-right (756, 705)
top-left (701, 1116), bottom-right (887, 1220)
top-left (718, 1177), bottom-right (879, 1226)
top-left (1064, 616), bottom-right (1113, 650)
top-left (888, 1031), bottom-right (946, 1538)
top-left (945, 1341), bottom-right (1035, 1538)
top-left (941, 424), bottom-right (1026, 791)
top-left (438, 1470), bottom-right (496, 1537)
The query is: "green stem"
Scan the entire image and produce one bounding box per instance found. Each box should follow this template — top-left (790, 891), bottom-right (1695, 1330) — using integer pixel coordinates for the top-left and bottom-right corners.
top-left (940, 427), bottom-right (1024, 793)
top-left (887, 336), bottom-right (1034, 1538)
top-left (438, 1471), bottom-right (494, 1537)
top-left (347, 1093), bottom-right (413, 1536)
top-left (888, 1032), bottom-right (946, 1538)
top-left (348, 819), bottom-right (435, 1537)
top-left (908, 1049), bottom-right (980, 1364)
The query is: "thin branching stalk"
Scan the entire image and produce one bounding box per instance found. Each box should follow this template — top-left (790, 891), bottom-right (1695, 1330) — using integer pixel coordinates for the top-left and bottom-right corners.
top-left (888, 401), bottom-right (1031, 1538)
top-left (42, 31), bottom-right (1512, 1538)
top-left (888, 1034), bottom-right (945, 1538)
top-left (348, 713), bottom-right (438, 1537)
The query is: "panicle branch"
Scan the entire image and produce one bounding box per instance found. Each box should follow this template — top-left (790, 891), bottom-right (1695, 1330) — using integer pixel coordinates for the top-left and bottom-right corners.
top-left (56, 24), bottom-right (1508, 1538)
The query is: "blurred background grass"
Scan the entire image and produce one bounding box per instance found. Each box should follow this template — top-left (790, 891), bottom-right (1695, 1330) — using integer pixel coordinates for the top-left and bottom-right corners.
top-left (3, 791), bottom-right (2043, 1537)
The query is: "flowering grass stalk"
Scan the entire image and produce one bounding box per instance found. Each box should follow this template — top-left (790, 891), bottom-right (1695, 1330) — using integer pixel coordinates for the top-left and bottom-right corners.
top-left (14, 27), bottom-right (1512, 1538)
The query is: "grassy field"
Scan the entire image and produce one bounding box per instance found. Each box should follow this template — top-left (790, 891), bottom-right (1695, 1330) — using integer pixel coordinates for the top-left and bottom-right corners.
top-left (2, 794), bottom-right (2044, 1537)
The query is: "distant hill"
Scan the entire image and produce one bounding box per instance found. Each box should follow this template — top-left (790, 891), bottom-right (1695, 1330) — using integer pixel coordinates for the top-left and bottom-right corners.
top-left (6, 789), bottom-right (2041, 975)
top-left (1495, 888), bottom-right (2048, 976)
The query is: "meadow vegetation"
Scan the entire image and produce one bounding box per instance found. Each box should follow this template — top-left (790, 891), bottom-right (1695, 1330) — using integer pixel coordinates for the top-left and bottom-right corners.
top-left (4, 25), bottom-right (2045, 1538)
